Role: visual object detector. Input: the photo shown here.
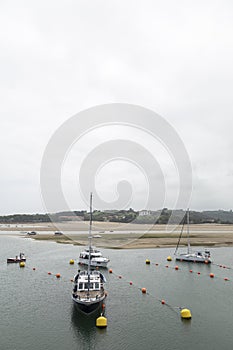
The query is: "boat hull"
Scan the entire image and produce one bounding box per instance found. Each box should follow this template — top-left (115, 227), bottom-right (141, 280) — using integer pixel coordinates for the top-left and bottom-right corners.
top-left (175, 255), bottom-right (211, 264)
top-left (72, 295), bottom-right (105, 314)
top-left (78, 258), bottom-right (108, 268)
top-left (7, 258), bottom-right (26, 264)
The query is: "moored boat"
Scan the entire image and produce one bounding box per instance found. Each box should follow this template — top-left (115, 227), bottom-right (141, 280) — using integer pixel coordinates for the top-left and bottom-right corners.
top-left (72, 193), bottom-right (107, 313)
top-left (7, 252), bottom-right (26, 264)
top-left (174, 209), bottom-right (211, 264)
top-left (78, 247), bottom-right (109, 268)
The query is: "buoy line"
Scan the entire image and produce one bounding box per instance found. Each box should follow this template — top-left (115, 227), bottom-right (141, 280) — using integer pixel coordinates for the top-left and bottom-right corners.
top-left (146, 259), bottom-right (232, 283)
top-left (108, 268), bottom-right (191, 319)
top-left (20, 262), bottom-right (77, 284)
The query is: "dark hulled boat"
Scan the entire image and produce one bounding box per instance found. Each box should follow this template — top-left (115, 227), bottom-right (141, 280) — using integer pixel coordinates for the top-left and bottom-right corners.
top-left (72, 193), bottom-right (107, 314)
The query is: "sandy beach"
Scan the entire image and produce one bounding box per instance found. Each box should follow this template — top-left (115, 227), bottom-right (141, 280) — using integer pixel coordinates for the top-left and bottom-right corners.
top-left (1, 221), bottom-right (233, 249)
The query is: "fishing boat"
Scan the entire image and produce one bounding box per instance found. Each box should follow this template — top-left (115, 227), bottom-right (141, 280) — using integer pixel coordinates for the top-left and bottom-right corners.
top-left (78, 247), bottom-right (109, 268)
top-left (7, 252), bottom-right (26, 264)
top-left (72, 193), bottom-right (107, 313)
top-left (174, 209), bottom-right (211, 264)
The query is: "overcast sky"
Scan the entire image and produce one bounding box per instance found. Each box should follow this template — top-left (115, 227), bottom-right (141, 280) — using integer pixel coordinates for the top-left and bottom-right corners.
top-left (0, 0), bottom-right (233, 214)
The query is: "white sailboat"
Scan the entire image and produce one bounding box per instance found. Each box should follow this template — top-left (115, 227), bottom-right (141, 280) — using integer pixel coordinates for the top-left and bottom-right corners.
top-left (174, 209), bottom-right (211, 264)
top-left (72, 193), bottom-right (107, 313)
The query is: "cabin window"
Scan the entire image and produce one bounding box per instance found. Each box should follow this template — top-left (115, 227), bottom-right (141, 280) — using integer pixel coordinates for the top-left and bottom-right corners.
top-left (78, 283), bottom-right (83, 289)
top-left (95, 282), bottom-right (99, 289)
top-left (83, 282), bottom-right (94, 289)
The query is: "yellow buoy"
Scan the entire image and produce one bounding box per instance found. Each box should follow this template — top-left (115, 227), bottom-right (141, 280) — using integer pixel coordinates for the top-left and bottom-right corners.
top-left (180, 308), bottom-right (192, 319)
top-left (69, 259), bottom-right (74, 265)
top-left (19, 262), bottom-right (25, 268)
top-left (146, 259), bottom-right (150, 265)
top-left (96, 315), bottom-right (107, 328)
top-left (167, 256), bottom-right (172, 261)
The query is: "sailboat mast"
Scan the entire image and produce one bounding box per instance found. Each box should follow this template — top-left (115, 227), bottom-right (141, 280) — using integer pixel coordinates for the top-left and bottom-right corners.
top-left (87, 192), bottom-right (93, 296)
top-left (88, 192), bottom-right (93, 276)
top-left (187, 208), bottom-right (191, 254)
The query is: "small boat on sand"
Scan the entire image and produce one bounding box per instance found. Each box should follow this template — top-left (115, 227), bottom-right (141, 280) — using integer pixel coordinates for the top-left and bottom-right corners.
top-left (7, 253), bottom-right (26, 264)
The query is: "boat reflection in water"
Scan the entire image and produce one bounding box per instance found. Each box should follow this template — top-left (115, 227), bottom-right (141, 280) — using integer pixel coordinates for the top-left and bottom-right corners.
top-left (71, 305), bottom-right (97, 350)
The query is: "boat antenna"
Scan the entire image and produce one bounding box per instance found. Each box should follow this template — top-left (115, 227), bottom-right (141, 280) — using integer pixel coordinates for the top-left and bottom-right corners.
top-left (87, 192), bottom-right (93, 295)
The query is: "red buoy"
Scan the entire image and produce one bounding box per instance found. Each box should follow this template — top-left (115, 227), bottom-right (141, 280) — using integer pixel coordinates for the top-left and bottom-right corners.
top-left (33, 267), bottom-right (36, 271)
top-left (197, 272), bottom-right (200, 275)
top-left (48, 272), bottom-right (52, 275)
top-left (118, 275), bottom-right (122, 279)
top-left (161, 299), bottom-right (165, 305)
top-left (165, 265), bottom-right (169, 268)
top-left (175, 266), bottom-right (179, 270)
top-left (189, 269), bottom-right (193, 273)
top-left (129, 281), bottom-right (133, 285)
top-left (224, 277), bottom-right (229, 281)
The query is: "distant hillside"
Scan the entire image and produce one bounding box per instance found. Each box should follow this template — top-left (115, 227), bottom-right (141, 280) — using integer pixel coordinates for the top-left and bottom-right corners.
top-left (0, 209), bottom-right (232, 224)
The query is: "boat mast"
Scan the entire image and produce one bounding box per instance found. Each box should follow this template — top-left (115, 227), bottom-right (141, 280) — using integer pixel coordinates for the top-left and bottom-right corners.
top-left (187, 208), bottom-right (191, 254)
top-left (87, 192), bottom-right (93, 294)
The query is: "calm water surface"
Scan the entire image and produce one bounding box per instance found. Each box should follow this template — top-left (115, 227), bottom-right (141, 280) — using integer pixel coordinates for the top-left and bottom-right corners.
top-left (1, 234), bottom-right (233, 350)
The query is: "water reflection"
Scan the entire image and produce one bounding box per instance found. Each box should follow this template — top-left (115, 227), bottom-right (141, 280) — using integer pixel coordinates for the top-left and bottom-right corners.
top-left (71, 305), bottom-right (99, 350)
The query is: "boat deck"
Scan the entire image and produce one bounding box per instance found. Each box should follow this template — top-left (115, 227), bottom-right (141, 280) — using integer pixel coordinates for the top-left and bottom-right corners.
top-left (74, 288), bottom-right (105, 299)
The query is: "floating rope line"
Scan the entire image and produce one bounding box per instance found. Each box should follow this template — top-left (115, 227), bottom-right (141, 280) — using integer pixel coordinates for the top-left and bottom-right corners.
top-left (145, 259), bottom-right (233, 284)
top-left (108, 269), bottom-right (187, 318)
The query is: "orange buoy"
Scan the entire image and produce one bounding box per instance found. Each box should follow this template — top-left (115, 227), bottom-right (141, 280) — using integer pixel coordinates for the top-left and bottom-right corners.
top-left (102, 303), bottom-right (105, 309)
top-left (109, 269), bottom-right (113, 273)
top-left (70, 279), bottom-right (74, 282)
top-left (204, 260), bottom-right (209, 264)
top-left (48, 272), bottom-right (52, 275)
top-left (56, 273), bottom-right (61, 278)
top-left (209, 273), bottom-right (214, 278)
top-left (141, 287), bottom-right (147, 294)
top-left (175, 266), bottom-right (179, 270)
top-left (189, 269), bottom-right (193, 273)
top-left (161, 299), bottom-right (165, 305)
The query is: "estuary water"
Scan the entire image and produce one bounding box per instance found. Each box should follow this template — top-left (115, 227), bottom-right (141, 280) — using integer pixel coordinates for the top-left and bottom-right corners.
top-left (1, 234), bottom-right (233, 350)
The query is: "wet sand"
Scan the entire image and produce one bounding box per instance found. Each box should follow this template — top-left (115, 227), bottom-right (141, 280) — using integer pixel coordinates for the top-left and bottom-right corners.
top-left (3, 221), bottom-right (232, 249)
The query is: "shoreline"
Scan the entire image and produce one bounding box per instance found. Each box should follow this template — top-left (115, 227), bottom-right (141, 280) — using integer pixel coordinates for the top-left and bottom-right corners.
top-left (1, 221), bottom-right (233, 249)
